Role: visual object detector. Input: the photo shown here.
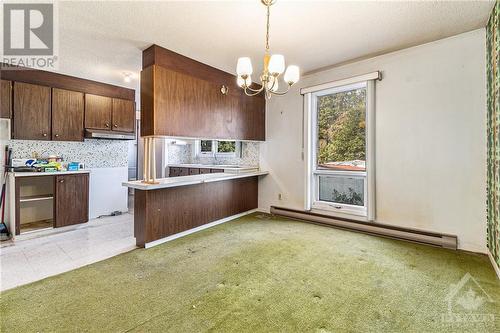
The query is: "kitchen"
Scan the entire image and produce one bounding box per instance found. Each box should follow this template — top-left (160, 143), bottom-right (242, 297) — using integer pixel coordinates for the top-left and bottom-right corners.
top-left (0, 44), bottom-right (269, 282)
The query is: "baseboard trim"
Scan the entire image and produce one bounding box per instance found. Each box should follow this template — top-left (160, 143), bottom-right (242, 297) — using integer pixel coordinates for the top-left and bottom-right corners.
top-left (270, 206), bottom-right (457, 250)
top-left (144, 209), bottom-right (258, 249)
top-left (488, 251), bottom-right (500, 280)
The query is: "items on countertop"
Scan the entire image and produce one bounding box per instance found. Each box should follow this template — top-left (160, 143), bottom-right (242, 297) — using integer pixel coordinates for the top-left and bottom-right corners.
top-left (9, 155), bottom-right (85, 173)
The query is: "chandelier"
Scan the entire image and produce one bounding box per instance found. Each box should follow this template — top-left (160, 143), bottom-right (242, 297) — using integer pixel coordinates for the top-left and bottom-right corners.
top-left (236, 0), bottom-right (300, 99)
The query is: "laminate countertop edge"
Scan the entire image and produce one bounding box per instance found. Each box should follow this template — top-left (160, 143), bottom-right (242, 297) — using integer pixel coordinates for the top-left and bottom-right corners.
top-left (10, 170), bottom-right (91, 177)
top-left (122, 171), bottom-right (269, 190)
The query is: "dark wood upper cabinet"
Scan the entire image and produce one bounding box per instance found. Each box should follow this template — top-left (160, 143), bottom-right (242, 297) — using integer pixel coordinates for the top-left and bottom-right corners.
top-left (0, 80), bottom-right (12, 118)
top-left (55, 174), bottom-right (89, 227)
top-left (85, 94), bottom-right (112, 130)
top-left (112, 98), bottom-right (135, 132)
top-left (13, 82), bottom-right (51, 140)
top-left (141, 45), bottom-right (265, 141)
top-left (52, 88), bottom-right (84, 141)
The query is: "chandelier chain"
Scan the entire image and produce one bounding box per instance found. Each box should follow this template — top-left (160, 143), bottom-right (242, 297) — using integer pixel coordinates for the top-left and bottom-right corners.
top-left (265, 2), bottom-right (270, 52)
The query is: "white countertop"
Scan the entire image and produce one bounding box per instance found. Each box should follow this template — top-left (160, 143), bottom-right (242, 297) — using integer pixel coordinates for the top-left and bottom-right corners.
top-left (123, 171), bottom-right (268, 190)
top-left (167, 164), bottom-right (259, 172)
top-left (10, 170), bottom-right (90, 178)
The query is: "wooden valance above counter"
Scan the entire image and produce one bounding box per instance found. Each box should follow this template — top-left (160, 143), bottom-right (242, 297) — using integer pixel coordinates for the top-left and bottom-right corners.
top-left (140, 44), bottom-right (266, 141)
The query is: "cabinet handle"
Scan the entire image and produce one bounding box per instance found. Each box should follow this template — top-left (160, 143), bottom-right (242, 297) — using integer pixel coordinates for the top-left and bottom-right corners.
top-left (105, 123), bottom-right (110, 128)
top-left (59, 179), bottom-right (64, 183)
top-left (55, 134), bottom-right (59, 138)
top-left (42, 133), bottom-right (47, 137)
top-left (220, 85), bottom-right (228, 95)
top-left (113, 124), bottom-right (118, 128)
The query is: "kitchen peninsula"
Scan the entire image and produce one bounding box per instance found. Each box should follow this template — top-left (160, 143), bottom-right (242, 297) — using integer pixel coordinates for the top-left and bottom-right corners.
top-left (123, 171), bottom-right (268, 247)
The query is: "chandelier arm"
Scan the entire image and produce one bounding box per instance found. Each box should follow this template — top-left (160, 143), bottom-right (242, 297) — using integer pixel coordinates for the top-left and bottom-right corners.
top-left (244, 86), bottom-right (265, 97)
top-left (269, 85), bottom-right (292, 96)
top-left (244, 84), bottom-right (264, 93)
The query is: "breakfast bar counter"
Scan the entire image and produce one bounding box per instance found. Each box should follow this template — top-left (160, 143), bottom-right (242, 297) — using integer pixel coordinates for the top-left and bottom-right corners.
top-left (122, 171), bottom-right (268, 248)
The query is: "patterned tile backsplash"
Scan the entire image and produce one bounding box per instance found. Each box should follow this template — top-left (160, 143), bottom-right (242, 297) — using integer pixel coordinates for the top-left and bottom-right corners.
top-left (167, 142), bottom-right (260, 166)
top-left (8, 139), bottom-right (129, 168)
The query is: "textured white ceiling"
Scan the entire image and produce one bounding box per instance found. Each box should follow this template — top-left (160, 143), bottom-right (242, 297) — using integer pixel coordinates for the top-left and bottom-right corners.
top-left (55, 0), bottom-right (494, 96)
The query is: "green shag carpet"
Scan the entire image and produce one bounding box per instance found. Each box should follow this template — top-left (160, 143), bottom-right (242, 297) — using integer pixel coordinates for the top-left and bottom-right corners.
top-left (1, 213), bottom-right (500, 332)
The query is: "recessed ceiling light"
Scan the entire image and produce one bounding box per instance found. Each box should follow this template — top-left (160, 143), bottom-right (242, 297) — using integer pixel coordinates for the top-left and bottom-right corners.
top-left (123, 72), bottom-right (132, 83)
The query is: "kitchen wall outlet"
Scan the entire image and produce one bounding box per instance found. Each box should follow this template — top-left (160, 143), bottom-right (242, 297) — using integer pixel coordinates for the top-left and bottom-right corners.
top-left (278, 193), bottom-right (283, 200)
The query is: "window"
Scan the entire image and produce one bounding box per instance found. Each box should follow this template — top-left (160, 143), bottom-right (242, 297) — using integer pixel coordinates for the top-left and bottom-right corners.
top-left (200, 140), bottom-right (213, 154)
top-left (216, 141), bottom-right (236, 154)
top-left (196, 140), bottom-right (241, 157)
top-left (305, 77), bottom-right (376, 219)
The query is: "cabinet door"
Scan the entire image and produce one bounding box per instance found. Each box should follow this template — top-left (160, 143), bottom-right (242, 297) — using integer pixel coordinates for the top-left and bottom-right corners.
top-left (112, 98), bottom-right (135, 132)
top-left (52, 88), bottom-right (84, 141)
top-left (55, 174), bottom-right (89, 227)
top-left (179, 167), bottom-right (189, 176)
top-left (234, 95), bottom-right (265, 141)
top-left (0, 80), bottom-right (12, 119)
top-left (188, 168), bottom-right (200, 175)
top-left (84, 94), bottom-right (112, 130)
top-left (13, 82), bottom-right (51, 140)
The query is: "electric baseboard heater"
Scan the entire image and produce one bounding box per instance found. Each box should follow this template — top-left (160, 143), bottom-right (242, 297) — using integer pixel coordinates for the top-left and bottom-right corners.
top-left (270, 206), bottom-right (457, 250)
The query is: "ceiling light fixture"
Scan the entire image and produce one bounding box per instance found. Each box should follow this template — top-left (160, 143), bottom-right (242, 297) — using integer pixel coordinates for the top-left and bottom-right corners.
top-left (123, 72), bottom-right (132, 83)
top-left (236, 0), bottom-right (300, 99)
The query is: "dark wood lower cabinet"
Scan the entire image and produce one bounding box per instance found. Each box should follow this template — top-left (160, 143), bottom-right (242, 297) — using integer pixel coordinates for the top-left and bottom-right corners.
top-left (169, 167), bottom-right (222, 177)
top-left (54, 174), bottom-right (89, 228)
top-left (15, 173), bottom-right (89, 235)
top-left (134, 176), bottom-right (258, 247)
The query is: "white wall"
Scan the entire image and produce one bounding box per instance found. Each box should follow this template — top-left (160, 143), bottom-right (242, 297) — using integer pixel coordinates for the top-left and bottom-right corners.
top-left (259, 29), bottom-right (487, 253)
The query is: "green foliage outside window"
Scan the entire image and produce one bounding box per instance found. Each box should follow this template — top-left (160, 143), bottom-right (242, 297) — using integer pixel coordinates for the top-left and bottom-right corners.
top-left (217, 141), bottom-right (236, 153)
top-left (317, 88), bottom-right (366, 166)
top-left (332, 188), bottom-right (363, 206)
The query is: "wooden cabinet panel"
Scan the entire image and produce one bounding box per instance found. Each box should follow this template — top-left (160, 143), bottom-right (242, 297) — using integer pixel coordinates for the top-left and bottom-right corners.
top-left (188, 168), bottom-right (200, 175)
top-left (85, 94), bottom-right (112, 130)
top-left (141, 64), bottom-right (265, 141)
top-left (134, 176), bottom-right (258, 246)
top-left (244, 95), bottom-right (266, 140)
top-left (179, 167), bottom-right (189, 176)
top-left (112, 98), bottom-right (135, 132)
top-left (0, 80), bottom-right (12, 118)
top-left (210, 169), bottom-right (224, 173)
top-left (52, 88), bottom-right (84, 141)
top-left (55, 174), bottom-right (89, 227)
top-left (169, 167), bottom-right (179, 177)
top-left (199, 168), bottom-right (211, 174)
top-left (13, 82), bottom-right (51, 140)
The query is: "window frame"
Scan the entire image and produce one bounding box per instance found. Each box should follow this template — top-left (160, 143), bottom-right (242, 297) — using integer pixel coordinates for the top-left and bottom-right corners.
top-left (304, 78), bottom-right (376, 221)
top-left (310, 82), bottom-right (368, 216)
top-left (198, 140), bottom-right (215, 156)
top-left (195, 140), bottom-right (241, 158)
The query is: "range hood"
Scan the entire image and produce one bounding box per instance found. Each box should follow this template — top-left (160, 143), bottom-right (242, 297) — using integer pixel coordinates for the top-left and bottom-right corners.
top-left (85, 129), bottom-right (135, 140)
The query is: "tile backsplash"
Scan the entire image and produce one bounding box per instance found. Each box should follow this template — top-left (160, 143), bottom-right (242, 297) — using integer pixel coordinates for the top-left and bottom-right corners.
top-left (8, 139), bottom-right (128, 168)
top-left (167, 141), bottom-right (260, 166)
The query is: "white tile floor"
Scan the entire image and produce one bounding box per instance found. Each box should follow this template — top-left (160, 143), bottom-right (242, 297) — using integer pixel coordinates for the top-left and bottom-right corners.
top-left (0, 213), bottom-right (136, 291)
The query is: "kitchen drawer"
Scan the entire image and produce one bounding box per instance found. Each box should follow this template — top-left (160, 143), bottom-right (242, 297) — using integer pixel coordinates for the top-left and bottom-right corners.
top-left (210, 169), bottom-right (224, 173)
top-left (188, 168), bottom-right (200, 175)
top-left (199, 168), bottom-right (211, 174)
